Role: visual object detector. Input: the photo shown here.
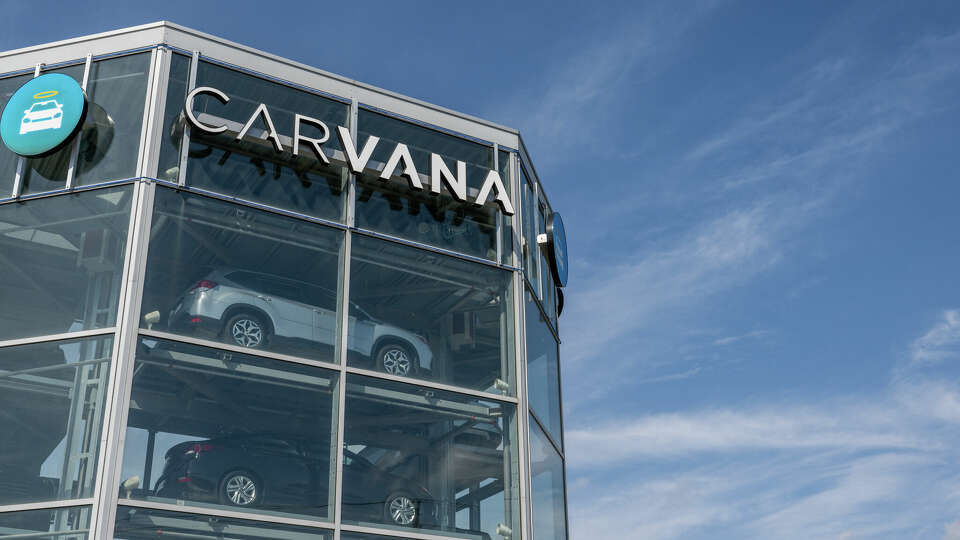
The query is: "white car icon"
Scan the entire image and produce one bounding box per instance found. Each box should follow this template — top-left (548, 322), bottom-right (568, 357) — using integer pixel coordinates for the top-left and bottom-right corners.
top-left (20, 99), bottom-right (64, 134)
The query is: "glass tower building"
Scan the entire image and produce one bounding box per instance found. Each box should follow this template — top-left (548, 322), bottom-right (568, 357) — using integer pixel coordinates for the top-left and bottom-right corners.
top-left (0, 22), bottom-right (568, 540)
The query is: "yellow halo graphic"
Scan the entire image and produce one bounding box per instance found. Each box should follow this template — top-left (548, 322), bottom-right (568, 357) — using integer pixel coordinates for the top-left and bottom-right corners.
top-left (32, 90), bottom-right (58, 99)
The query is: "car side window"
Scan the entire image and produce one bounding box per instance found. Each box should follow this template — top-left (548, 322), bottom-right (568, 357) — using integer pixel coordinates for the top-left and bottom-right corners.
top-left (246, 437), bottom-right (298, 456)
top-left (225, 271), bottom-right (261, 291)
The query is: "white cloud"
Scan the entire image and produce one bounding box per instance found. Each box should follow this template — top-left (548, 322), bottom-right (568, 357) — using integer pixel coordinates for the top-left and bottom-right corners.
top-left (910, 310), bottom-right (960, 366)
top-left (566, 402), bottom-right (923, 467)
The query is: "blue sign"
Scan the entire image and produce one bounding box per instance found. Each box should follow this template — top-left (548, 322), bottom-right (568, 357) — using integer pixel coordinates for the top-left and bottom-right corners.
top-left (0, 73), bottom-right (85, 157)
top-left (546, 212), bottom-right (568, 288)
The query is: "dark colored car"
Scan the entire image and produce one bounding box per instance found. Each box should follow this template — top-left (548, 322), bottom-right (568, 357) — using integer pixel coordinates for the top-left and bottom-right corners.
top-left (154, 434), bottom-right (436, 527)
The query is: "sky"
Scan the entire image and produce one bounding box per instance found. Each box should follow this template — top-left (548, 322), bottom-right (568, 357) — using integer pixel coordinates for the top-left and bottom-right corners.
top-left (4, 1), bottom-right (960, 538)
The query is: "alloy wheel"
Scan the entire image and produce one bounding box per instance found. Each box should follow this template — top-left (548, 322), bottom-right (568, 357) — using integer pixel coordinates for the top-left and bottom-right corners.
top-left (231, 318), bottom-right (263, 347)
top-left (381, 347), bottom-right (412, 376)
top-left (388, 495), bottom-right (417, 526)
top-left (224, 474), bottom-right (257, 506)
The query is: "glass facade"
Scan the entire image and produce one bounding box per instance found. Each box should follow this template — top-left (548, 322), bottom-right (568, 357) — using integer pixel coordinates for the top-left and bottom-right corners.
top-left (0, 24), bottom-right (567, 540)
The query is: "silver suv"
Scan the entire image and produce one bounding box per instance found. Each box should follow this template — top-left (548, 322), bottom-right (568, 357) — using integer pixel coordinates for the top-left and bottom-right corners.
top-left (168, 269), bottom-right (433, 376)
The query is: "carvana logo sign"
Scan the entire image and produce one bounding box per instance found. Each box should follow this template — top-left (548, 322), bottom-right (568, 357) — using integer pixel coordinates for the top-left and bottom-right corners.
top-left (0, 73), bottom-right (85, 157)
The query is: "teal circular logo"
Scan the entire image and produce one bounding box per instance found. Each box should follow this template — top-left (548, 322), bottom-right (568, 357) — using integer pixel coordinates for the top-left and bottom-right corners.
top-left (1, 73), bottom-right (85, 157)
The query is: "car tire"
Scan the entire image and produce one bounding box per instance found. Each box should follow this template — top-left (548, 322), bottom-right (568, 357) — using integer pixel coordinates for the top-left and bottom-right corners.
top-left (384, 492), bottom-right (419, 527)
top-left (219, 471), bottom-right (261, 507)
top-left (224, 313), bottom-right (267, 349)
top-left (375, 343), bottom-right (416, 377)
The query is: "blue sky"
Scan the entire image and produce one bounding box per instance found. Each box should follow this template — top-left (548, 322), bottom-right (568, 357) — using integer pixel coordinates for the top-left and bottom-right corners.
top-left (5, 1), bottom-right (960, 538)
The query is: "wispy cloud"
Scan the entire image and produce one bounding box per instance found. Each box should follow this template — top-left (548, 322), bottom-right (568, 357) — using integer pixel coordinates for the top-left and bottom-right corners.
top-left (713, 329), bottom-right (773, 346)
top-left (567, 311), bottom-right (960, 539)
top-left (909, 309), bottom-right (960, 366)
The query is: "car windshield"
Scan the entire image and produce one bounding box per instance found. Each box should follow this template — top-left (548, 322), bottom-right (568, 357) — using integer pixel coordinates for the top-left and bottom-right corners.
top-left (29, 101), bottom-right (58, 111)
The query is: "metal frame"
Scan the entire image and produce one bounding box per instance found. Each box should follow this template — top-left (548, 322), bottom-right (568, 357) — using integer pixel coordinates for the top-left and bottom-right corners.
top-left (0, 24), bottom-right (569, 540)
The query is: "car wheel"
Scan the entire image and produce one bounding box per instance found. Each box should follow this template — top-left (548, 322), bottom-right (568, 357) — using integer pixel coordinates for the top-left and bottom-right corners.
top-left (224, 313), bottom-right (267, 348)
top-left (220, 471), bottom-right (260, 507)
top-left (376, 344), bottom-right (415, 377)
top-left (384, 492), bottom-right (418, 527)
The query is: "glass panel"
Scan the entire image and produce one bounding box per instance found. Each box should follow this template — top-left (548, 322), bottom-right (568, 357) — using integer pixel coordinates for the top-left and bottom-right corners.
top-left (139, 187), bottom-right (344, 363)
top-left (74, 53), bottom-right (151, 186)
top-left (0, 506), bottom-right (90, 539)
top-left (0, 73), bottom-right (32, 197)
top-left (342, 375), bottom-right (520, 538)
top-left (0, 185), bottom-right (133, 341)
top-left (348, 234), bottom-right (515, 395)
top-left (537, 201), bottom-right (557, 326)
top-left (530, 417), bottom-right (568, 540)
top-left (520, 165), bottom-right (537, 287)
top-left (156, 53), bottom-right (191, 182)
top-left (0, 336), bottom-right (112, 505)
top-left (120, 336), bottom-right (339, 521)
top-left (186, 61), bottom-right (349, 222)
top-left (355, 109), bottom-right (500, 260)
top-left (341, 534), bottom-right (420, 540)
top-left (114, 507), bottom-right (333, 539)
top-left (526, 289), bottom-right (562, 447)
top-left (21, 64), bottom-right (84, 195)
top-left (498, 149), bottom-right (513, 267)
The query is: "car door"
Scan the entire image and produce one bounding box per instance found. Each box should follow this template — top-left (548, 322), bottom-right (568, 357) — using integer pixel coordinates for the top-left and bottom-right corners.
top-left (309, 287), bottom-right (338, 349)
top-left (242, 436), bottom-right (311, 507)
top-left (347, 303), bottom-right (376, 359)
top-left (258, 276), bottom-right (314, 341)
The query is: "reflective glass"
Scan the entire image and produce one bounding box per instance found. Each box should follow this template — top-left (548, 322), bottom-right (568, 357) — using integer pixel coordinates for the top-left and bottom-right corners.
top-left (355, 109), bottom-right (501, 260)
top-left (537, 201), bottom-right (558, 326)
top-left (498, 149), bottom-right (514, 266)
top-left (341, 534), bottom-right (419, 540)
top-left (0, 336), bottom-right (112, 506)
top-left (186, 61), bottom-right (349, 222)
top-left (520, 165), bottom-right (537, 287)
top-left (21, 64), bottom-right (84, 195)
top-left (120, 336), bottom-right (339, 520)
top-left (0, 185), bottom-right (133, 341)
top-left (139, 187), bottom-right (344, 362)
top-left (347, 234), bottom-right (514, 394)
top-left (0, 73), bottom-right (32, 197)
top-left (530, 417), bottom-right (568, 540)
top-left (0, 506), bottom-right (90, 539)
top-left (342, 375), bottom-right (520, 538)
top-left (526, 289), bottom-right (563, 447)
top-left (74, 53), bottom-right (151, 186)
top-left (156, 53), bottom-right (191, 182)
top-left (114, 506), bottom-right (333, 539)
top-left (348, 234), bottom-right (515, 394)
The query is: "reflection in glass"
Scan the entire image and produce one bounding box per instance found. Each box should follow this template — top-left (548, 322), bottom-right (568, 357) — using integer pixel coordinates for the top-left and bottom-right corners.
top-left (530, 417), bottom-right (568, 540)
top-left (0, 73), bottom-right (32, 198)
top-left (21, 64), bottom-right (84, 195)
top-left (343, 375), bottom-right (519, 538)
top-left (120, 337), bottom-right (339, 520)
top-left (341, 533), bottom-right (419, 540)
top-left (0, 185), bottom-right (133, 341)
top-left (0, 506), bottom-right (90, 539)
top-left (355, 109), bottom-right (500, 260)
top-left (139, 187), bottom-right (344, 362)
top-left (499, 149), bottom-right (514, 267)
top-left (74, 53), bottom-right (151, 186)
top-left (113, 506), bottom-right (333, 539)
top-left (186, 61), bottom-right (349, 222)
top-left (520, 165), bottom-right (538, 287)
top-left (0, 336), bottom-right (112, 506)
top-left (526, 289), bottom-right (563, 447)
top-left (156, 54), bottom-right (191, 183)
top-left (348, 234), bottom-right (515, 394)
